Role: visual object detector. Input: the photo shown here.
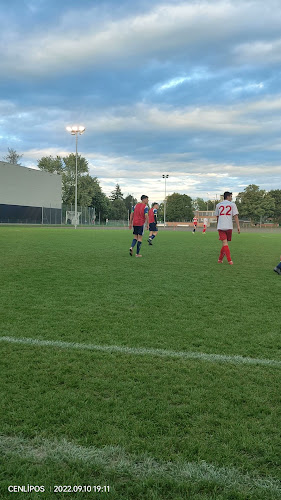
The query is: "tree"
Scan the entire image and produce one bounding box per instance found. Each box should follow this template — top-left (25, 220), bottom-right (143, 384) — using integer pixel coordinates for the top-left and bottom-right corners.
top-left (37, 155), bottom-right (63, 174)
top-left (76, 174), bottom-right (97, 207)
top-left (124, 194), bottom-right (137, 213)
top-left (110, 198), bottom-right (127, 220)
top-left (90, 177), bottom-right (111, 220)
top-left (192, 197), bottom-right (207, 211)
top-left (236, 184), bottom-right (275, 223)
top-left (166, 193), bottom-right (193, 222)
top-left (38, 153), bottom-right (89, 204)
top-left (3, 148), bottom-right (23, 165)
top-left (110, 184), bottom-right (123, 201)
top-left (268, 190), bottom-right (281, 222)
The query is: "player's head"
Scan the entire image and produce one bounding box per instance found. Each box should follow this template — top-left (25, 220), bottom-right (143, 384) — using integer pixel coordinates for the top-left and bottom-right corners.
top-left (224, 191), bottom-right (232, 200)
top-left (141, 195), bottom-right (149, 204)
top-left (152, 202), bottom-right (159, 208)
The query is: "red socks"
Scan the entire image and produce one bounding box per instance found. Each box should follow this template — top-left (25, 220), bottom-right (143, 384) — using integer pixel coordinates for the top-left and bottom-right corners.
top-left (219, 245), bottom-right (231, 262)
top-left (219, 247), bottom-right (225, 261)
top-left (223, 245), bottom-right (231, 262)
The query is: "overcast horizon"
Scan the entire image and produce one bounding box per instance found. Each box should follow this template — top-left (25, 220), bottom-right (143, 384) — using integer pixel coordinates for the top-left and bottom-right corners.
top-left (1, 0), bottom-right (281, 203)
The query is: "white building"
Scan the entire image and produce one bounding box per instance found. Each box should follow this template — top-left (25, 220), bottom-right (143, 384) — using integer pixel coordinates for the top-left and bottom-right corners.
top-left (0, 161), bottom-right (62, 223)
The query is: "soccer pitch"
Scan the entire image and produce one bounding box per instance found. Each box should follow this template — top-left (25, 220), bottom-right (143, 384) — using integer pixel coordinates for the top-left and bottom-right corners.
top-left (0, 227), bottom-right (280, 500)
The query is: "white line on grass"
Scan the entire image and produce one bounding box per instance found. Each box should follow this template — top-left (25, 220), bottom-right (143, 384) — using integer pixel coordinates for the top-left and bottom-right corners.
top-left (1, 434), bottom-right (280, 495)
top-left (0, 335), bottom-right (280, 368)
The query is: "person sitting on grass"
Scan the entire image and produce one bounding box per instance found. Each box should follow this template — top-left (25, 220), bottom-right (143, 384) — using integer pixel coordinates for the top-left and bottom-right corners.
top-left (273, 256), bottom-right (281, 275)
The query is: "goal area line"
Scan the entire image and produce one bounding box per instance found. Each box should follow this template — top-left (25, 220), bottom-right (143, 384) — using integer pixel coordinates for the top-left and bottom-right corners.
top-left (0, 335), bottom-right (280, 368)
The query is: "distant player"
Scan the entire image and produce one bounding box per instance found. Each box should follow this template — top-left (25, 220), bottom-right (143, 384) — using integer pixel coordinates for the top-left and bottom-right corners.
top-left (148, 203), bottom-right (159, 245)
top-left (202, 217), bottom-right (208, 234)
top-left (129, 195), bottom-right (149, 258)
top-left (192, 216), bottom-right (198, 233)
top-left (273, 255), bottom-right (281, 275)
top-left (215, 191), bottom-right (240, 265)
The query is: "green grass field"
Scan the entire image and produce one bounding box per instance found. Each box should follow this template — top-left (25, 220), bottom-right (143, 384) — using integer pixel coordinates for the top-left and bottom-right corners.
top-left (0, 227), bottom-right (280, 500)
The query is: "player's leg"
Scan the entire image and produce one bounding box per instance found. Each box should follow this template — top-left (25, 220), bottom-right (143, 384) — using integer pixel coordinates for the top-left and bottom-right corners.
top-left (130, 227), bottom-right (138, 255)
top-left (148, 223), bottom-right (157, 244)
top-left (218, 231), bottom-right (233, 264)
top-left (220, 243), bottom-right (232, 263)
top-left (218, 239), bottom-right (227, 263)
top-left (148, 231), bottom-right (157, 245)
top-left (220, 231), bottom-right (233, 264)
top-left (136, 231), bottom-right (143, 257)
top-left (224, 231), bottom-right (233, 264)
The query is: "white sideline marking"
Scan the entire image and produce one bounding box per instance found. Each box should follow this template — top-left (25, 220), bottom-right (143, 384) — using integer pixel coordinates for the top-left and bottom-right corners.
top-left (0, 335), bottom-right (280, 368)
top-left (1, 434), bottom-right (280, 494)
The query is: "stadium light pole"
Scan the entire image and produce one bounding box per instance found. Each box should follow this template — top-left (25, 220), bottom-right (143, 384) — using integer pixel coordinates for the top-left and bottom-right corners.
top-left (66, 125), bottom-right (86, 229)
top-left (162, 174), bottom-right (169, 226)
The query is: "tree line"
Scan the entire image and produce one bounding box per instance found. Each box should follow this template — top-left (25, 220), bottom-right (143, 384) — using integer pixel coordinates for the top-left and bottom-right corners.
top-left (3, 149), bottom-right (281, 223)
top-left (37, 154), bottom-right (136, 221)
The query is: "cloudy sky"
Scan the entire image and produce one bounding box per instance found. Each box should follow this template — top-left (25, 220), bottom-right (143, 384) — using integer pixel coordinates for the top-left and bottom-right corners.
top-left (1, 0), bottom-right (281, 202)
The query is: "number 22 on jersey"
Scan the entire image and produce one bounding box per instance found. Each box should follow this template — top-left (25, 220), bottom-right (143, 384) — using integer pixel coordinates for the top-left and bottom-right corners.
top-left (219, 205), bottom-right (231, 216)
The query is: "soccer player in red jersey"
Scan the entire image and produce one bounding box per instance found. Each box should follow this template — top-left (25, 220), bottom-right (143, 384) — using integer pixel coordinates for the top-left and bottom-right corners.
top-left (202, 217), bottom-right (208, 234)
top-left (147, 203), bottom-right (159, 245)
top-left (192, 216), bottom-right (198, 233)
top-left (215, 191), bottom-right (240, 265)
top-left (129, 195), bottom-right (149, 257)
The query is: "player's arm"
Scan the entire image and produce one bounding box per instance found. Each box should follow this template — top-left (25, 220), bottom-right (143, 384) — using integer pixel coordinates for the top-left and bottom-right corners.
top-left (145, 212), bottom-right (149, 229)
top-left (129, 211), bottom-right (133, 229)
top-left (234, 214), bottom-right (240, 233)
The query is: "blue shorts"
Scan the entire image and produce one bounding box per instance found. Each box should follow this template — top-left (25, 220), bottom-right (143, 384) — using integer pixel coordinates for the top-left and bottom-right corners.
top-left (133, 225), bottom-right (144, 236)
top-left (149, 223), bottom-right (158, 232)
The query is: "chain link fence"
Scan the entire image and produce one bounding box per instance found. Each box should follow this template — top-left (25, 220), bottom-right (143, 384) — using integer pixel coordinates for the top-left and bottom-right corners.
top-left (0, 203), bottom-right (130, 226)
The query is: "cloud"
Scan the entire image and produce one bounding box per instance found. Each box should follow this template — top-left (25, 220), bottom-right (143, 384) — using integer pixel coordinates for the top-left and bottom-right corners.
top-left (1, 0), bottom-right (281, 201)
top-left (155, 68), bottom-right (214, 93)
top-left (2, 1), bottom-right (281, 79)
top-left (234, 38), bottom-right (281, 66)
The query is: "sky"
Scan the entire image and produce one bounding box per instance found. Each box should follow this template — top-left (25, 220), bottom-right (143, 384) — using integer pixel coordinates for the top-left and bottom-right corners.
top-left (1, 0), bottom-right (281, 203)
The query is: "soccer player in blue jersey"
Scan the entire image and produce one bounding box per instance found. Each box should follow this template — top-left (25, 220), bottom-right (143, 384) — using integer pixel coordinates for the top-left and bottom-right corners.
top-left (147, 203), bottom-right (159, 245)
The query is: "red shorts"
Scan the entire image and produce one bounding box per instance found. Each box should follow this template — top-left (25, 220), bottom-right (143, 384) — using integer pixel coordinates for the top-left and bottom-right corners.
top-left (218, 229), bottom-right (232, 241)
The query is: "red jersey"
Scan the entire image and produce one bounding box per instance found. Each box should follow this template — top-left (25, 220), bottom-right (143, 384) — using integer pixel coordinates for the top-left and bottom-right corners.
top-left (148, 207), bottom-right (157, 224)
top-left (133, 203), bottom-right (148, 226)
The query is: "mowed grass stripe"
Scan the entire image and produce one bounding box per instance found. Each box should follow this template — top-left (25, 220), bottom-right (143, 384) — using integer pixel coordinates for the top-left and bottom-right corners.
top-left (1, 434), bottom-right (280, 496)
top-left (1, 335), bottom-right (280, 368)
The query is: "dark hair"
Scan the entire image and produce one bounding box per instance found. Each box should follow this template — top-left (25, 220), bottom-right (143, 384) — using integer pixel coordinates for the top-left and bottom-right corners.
top-left (141, 195), bottom-right (148, 200)
top-left (152, 202), bottom-right (158, 207)
top-left (224, 191), bottom-right (232, 200)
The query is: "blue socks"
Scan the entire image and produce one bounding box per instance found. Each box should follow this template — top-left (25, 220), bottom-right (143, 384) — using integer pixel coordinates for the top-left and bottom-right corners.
top-left (137, 241), bottom-right (142, 254)
top-left (131, 238), bottom-right (137, 248)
